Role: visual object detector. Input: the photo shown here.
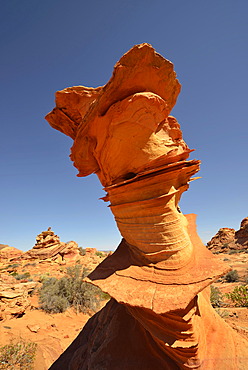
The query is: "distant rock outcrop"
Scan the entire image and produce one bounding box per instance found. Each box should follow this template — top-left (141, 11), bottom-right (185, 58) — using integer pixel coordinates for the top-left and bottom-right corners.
top-left (207, 217), bottom-right (248, 253)
top-left (21, 228), bottom-right (80, 263)
top-left (0, 245), bottom-right (23, 260)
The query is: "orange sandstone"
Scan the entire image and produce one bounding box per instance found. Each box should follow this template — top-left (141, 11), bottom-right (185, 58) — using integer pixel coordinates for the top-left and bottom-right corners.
top-left (46, 44), bottom-right (248, 369)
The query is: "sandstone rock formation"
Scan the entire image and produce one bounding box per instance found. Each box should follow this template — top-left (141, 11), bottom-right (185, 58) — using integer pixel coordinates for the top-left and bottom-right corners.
top-left (21, 228), bottom-right (80, 263)
top-left (0, 273), bottom-right (36, 321)
top-left (0, 244), bottom-right (23, 260)
top-left (46, 44), bottom-right (248, 369)
top-left (207, 217), bottom-right (248, 253)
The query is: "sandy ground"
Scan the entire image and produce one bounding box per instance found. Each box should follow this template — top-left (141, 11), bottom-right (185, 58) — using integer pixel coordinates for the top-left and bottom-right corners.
top-left (0, 251), bottom-right (247, 368)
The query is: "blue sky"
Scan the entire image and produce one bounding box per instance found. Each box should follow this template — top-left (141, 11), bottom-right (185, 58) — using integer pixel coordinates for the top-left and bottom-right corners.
top-left (1, 0), bottom-right (247, 251)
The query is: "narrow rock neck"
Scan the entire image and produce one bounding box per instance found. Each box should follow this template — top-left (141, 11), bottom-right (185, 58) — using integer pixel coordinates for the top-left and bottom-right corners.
top-left (110, 193), bottom-right (193, 268)
top-left (104, 160), bottom-right (199, 268)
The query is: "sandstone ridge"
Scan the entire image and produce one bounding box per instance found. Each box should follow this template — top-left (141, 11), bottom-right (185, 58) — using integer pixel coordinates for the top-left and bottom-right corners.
top-left (207, 217), bottom-right (248, 253)
top-left (0, 244), bottom-right (23, 260)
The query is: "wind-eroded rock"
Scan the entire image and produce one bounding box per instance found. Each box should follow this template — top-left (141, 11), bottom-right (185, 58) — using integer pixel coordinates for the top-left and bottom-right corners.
top-left (21, 228), bottom-right (80, 263)
top-left (46, 44), bottom-right (248, 369)
top-left (0, 244), bottom-right (23, 260)
top-left (0, 274), bottom-right (36, 320)
top-left (207, 217), bottom-right (248, 253)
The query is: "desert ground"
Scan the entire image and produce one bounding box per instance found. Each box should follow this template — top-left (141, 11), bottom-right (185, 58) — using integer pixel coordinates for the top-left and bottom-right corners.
top-left (0, 224), bottom-right (247, 369)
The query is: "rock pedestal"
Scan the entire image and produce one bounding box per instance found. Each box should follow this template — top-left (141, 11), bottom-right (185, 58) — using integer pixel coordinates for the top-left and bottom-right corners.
top-left (46, 44), bottom-right (248, 369)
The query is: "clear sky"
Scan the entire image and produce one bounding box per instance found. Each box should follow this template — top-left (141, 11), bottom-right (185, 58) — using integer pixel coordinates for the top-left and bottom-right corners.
top-left (1, 0), bottom-right (247, 252)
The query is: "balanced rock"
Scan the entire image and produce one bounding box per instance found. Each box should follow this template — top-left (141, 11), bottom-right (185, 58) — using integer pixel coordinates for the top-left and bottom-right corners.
top-left (46, 44), bottom-right (248, 369)
top-left (22, 228), bottom-right (80, 262)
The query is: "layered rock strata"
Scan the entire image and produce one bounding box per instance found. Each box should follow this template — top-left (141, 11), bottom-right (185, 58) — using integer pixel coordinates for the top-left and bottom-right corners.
top-left (207, 217), bottom-right (248, 253)
top-left (0, 274), bottom-right (36, 320)
top-left (21, 228), bottom-right (80, 262)
top-left (0, 245), bottom-right (23, 260)
top-left (46, 44), bottom-right (248, 369)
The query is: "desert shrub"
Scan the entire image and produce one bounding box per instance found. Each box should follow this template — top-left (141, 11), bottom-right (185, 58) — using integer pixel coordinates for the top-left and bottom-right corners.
top-left (6, 263), bottom-right (20, 269)
top-left (210, 286), bottom-right (223, 307)
top-left (0, 340), bottom-right (37, 370)
top-left (13, 272), bottom-right (31, 281)
top-left (95, 251), bottom-right (105, 258)
top-left (228, 250), bottom-right (238, 255)
top-left (39, 265), bottom-right (102, 314)
top-left (79, 247), bottom-right (86, 256)
top-left (23, 263), bottom-right (36, 268)
top-left (9, 272), bottom-right (18, 277)
top-left (38, 273), bottom-right (50, 283)
top-left (226, 286), bottom-right (248, 307)
top-left (215, 309), bottom-right (229, 318)
top-left (224, 270), bottom-right (239, 282)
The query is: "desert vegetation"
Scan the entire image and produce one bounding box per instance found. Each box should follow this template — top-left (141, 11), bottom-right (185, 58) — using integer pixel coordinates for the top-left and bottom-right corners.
top-left (226, 286), bottom-right (248, 307)
top-left (224, 270), bottom-right (239, 282)
top-left (38, 264), bottom-right (104, 314)
top-left (210, 286), bottom-right (223, 307)
top-left (0, 340), bottom-right (37, 370)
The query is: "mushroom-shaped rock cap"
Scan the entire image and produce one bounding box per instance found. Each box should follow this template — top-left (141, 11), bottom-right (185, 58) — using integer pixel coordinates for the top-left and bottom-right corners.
top-left (46, 44), bottom-right (181, 182)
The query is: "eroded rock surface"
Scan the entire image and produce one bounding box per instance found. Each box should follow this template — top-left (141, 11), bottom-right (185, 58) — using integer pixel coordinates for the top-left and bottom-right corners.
top-left (0, 244), bottom-right (23, 260)
top-left (46, 44), bottom-right (248, 369)
top-left (0, 274), bottom-right (36, 320)
top-left (207, 217), bottom-right (248, 253)
top-left (21, 228), bottom-right (80, 263)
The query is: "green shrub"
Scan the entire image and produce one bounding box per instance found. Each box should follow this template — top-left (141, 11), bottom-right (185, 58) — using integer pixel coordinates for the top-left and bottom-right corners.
top-left (6, 263), bottom-right (20, 269)
top-left (210, 286), bottom-right (223, 307)
top-left (38, 273), bottom-right (50, 283)
top-left (95, 251), bottom-right (105, 258)
top-left (0, 340), bottom-right (37, 370)
top-left (13, 272), bottom-right (31, 281)
top-left (79, 247), bottom-right (86, 256)
top-left (226, 286), bottom-right (248, 307)
top-left (224, 270), bottom-right (239, 282)
top-left (23, 263), bottom-right (37, 268)
top-left (39, 265), bottom-right (102, 314)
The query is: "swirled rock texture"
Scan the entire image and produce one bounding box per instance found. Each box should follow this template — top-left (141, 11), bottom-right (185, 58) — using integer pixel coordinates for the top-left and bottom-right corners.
top-left (46, 44), bottom-right (248, 369)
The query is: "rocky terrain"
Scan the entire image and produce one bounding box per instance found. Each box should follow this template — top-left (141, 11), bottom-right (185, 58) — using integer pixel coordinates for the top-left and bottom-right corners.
top-left (0, 222), bottom-right (247, 369)
top-left (207, 217), bottom-right (248, 253)
top-left (205, 216), bottom-right (248, 342)
top-left (0, 229), bottom-right (108, 369)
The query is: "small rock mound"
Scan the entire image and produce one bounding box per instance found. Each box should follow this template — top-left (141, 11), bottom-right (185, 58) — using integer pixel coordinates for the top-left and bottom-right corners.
top-left (207, 217), bottom-right (248, 253)
top-left (0, 245), bottom-right (23, 260)
top-left (0, 273), bottom-right (36, 320)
